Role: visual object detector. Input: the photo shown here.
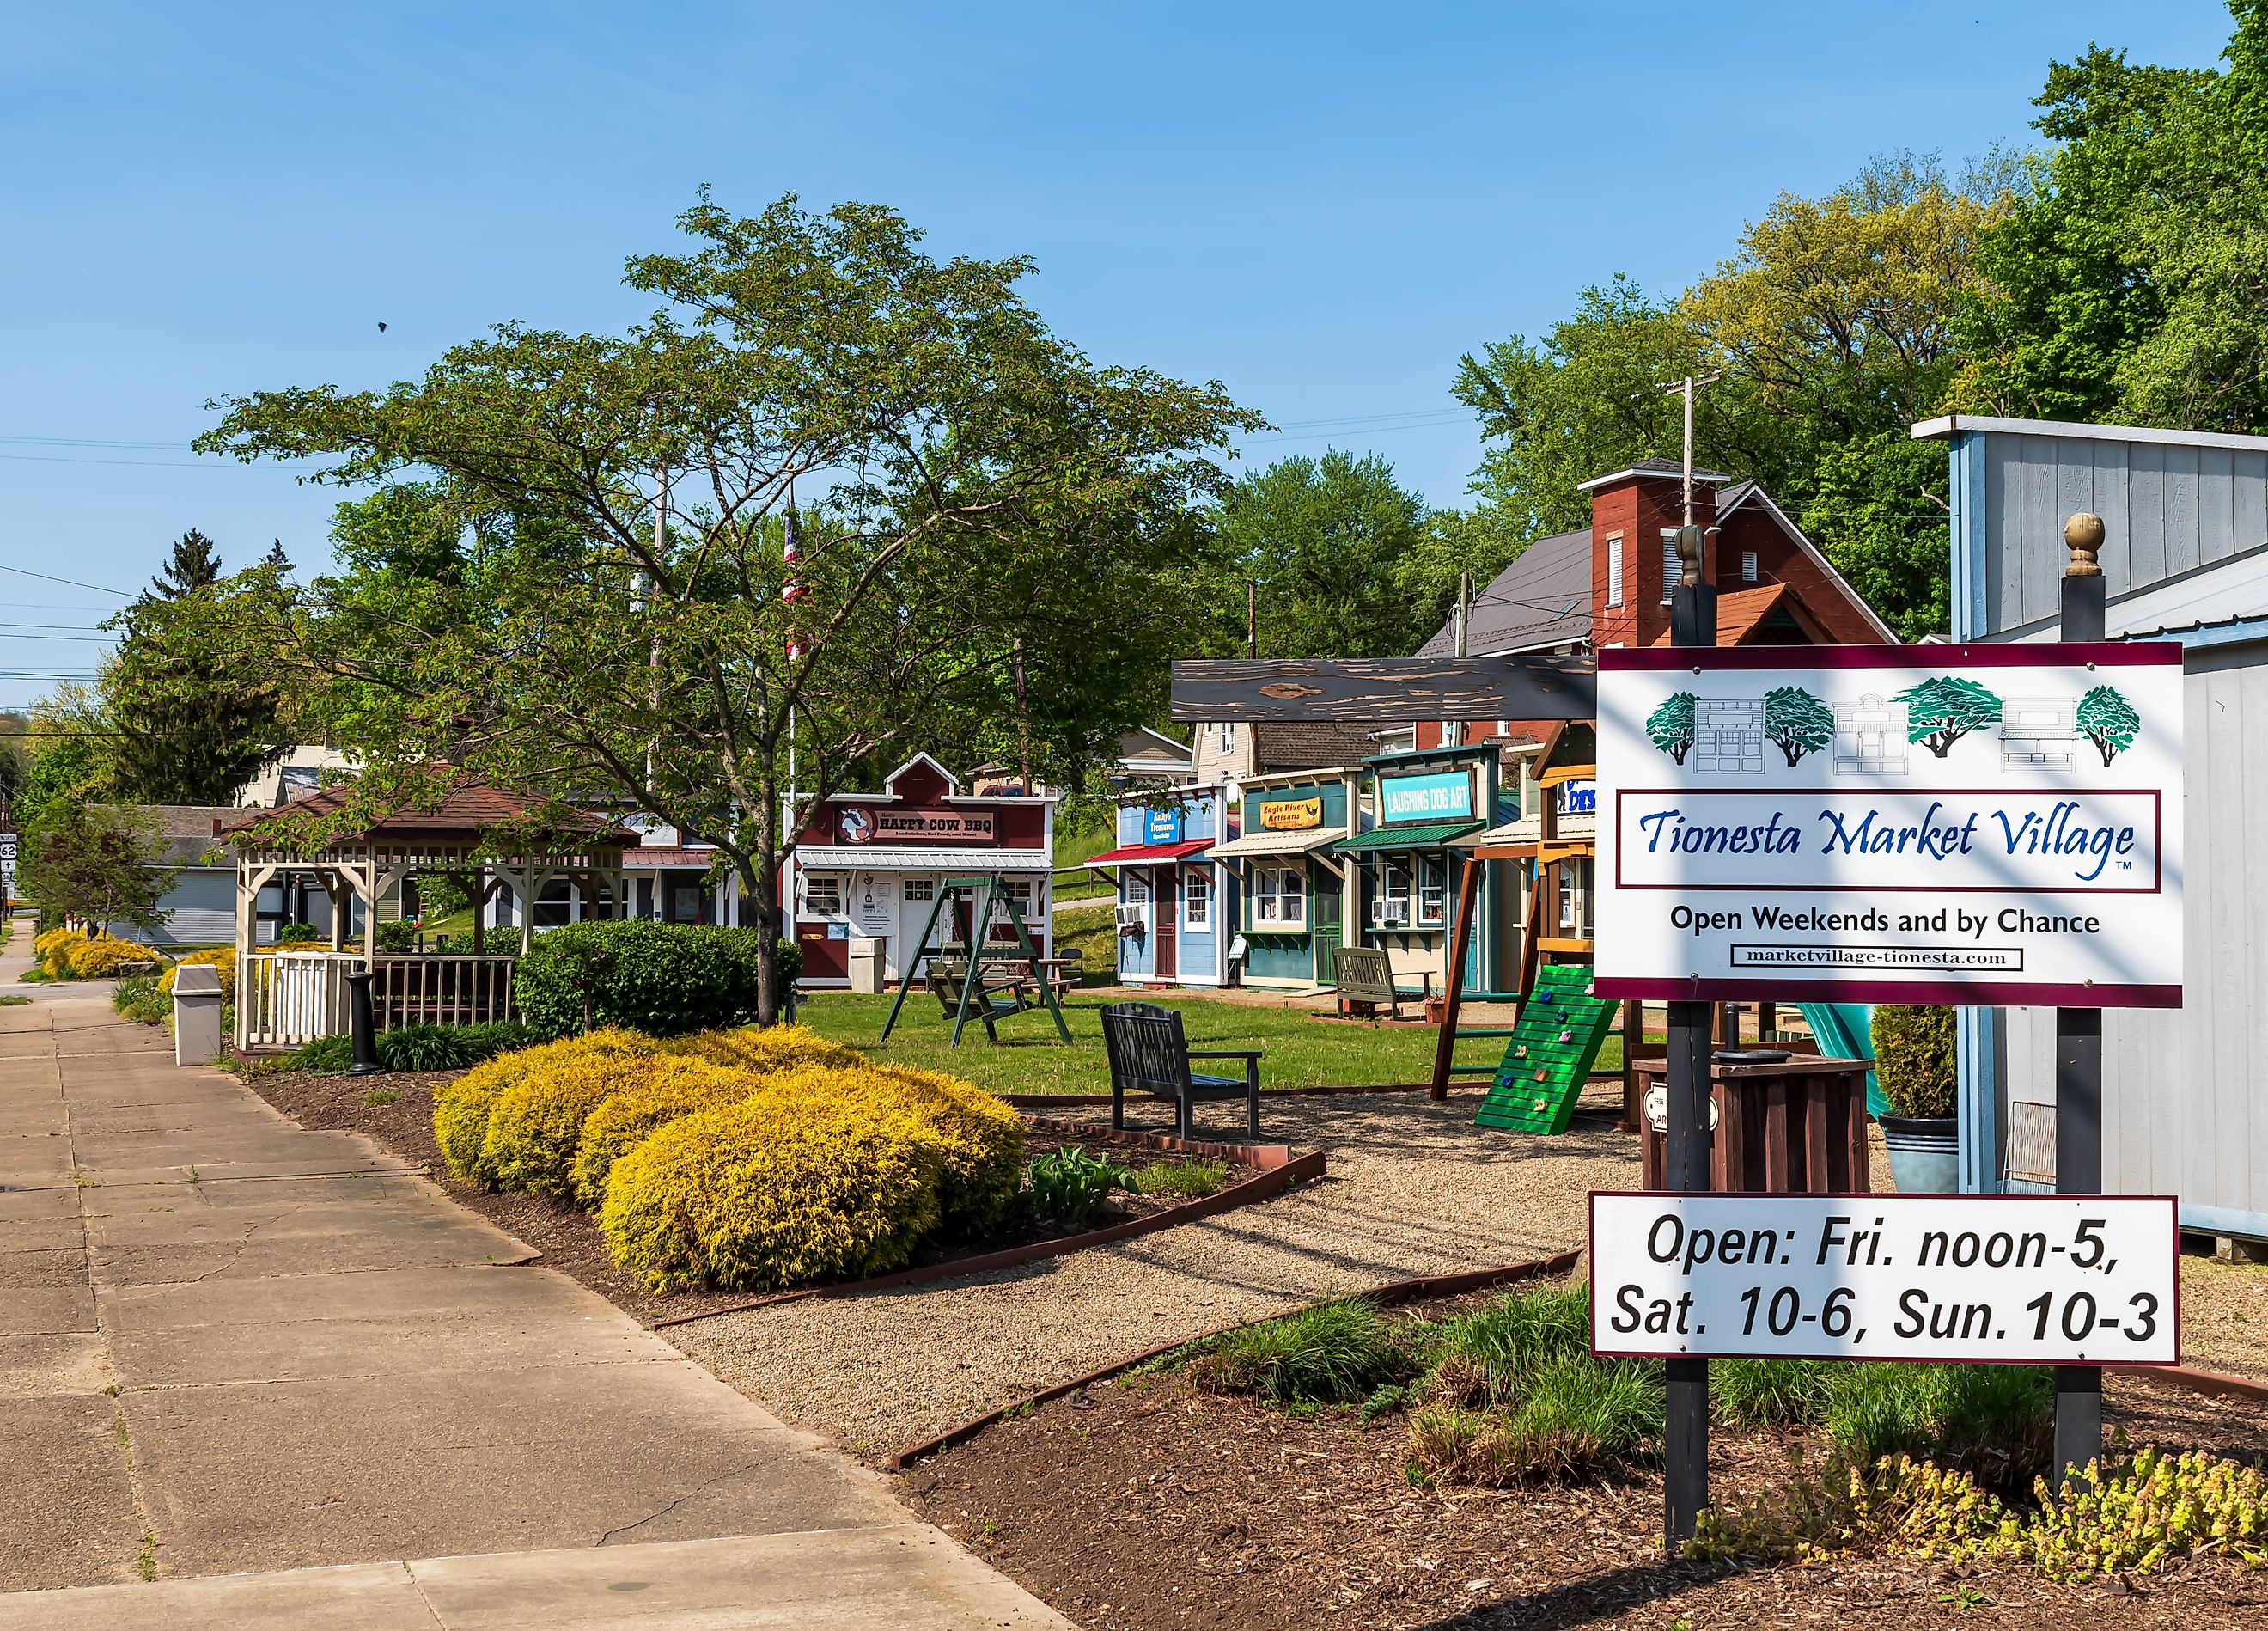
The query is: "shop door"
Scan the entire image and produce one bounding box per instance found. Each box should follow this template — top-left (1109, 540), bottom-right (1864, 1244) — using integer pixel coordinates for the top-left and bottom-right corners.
top-left (855, 875), bottom-right (894, 976)
top-left (899, 884), bottom-right (944, 984)
top-left (1152, 867), bottom-right (1178, 980)
top-left (1312, 866), bottom-right (1343, 983)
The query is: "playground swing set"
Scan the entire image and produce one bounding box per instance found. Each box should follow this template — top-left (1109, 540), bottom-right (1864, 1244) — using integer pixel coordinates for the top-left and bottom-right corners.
top-left (875, 873), bottom-right (1072, 1048)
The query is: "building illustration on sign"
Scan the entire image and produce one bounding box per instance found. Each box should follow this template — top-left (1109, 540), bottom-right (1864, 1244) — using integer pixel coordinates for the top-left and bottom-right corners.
top-left (1644, 676), bottom-right (2142, 777)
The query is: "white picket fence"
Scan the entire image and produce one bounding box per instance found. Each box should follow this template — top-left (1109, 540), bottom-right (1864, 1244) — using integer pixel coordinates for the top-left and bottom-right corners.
top-left (237, 951), bottom-right (520, 1048)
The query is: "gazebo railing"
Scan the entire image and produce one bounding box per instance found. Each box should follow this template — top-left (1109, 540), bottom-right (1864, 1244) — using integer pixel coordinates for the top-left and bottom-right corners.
top-left (237, 950), bottom-right (521, 1048)
top-left (371, 954), bottom-right (519, 1029)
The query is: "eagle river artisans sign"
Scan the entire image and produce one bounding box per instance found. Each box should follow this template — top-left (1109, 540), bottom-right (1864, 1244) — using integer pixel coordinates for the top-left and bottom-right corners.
top-left (1594, 644), bottom-right (2184, 1006)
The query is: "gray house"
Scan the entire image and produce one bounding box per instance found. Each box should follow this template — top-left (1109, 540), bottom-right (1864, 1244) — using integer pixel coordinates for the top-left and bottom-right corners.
top-left (1915, 412), bottom-right (2268, 1241)
top-left (119, 807), bottom-right (241, 947)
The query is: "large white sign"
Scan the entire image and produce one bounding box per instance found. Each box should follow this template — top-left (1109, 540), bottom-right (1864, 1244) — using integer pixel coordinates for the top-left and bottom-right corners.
top-left (1590, 1192), bottom-right (2179, 1365)
top-left (1594, 644), bottom-right (2184, 1006)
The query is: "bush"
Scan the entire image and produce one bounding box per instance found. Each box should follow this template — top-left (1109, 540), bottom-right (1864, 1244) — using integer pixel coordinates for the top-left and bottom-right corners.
top-left (290, 1021), bottom-right (535, 1078)
top-left (274, 921), bottom-right (322, 945)
top-left (63, 938), bottom-right (164, 978)
top-left (660, 1023), bottom-right (857, 1074)
top-left (1424, 1284), bottom-right (1592, 1408)
top-left (475, 1032), bottom-right (668, 1194)
top-left (570, 1056), bottom-right (751, 1205)
top-left (431, 1028), bottom-right (660, 1180)
top-left (867, 1066), bottom-right (1025, 1231)
top-left (113, 974), bottom-right (171, 1026)
top-left (1191, 1299), bottom-right (1418, 1406)
top-left (599, 1079), bottom-right (949, 1291)
top-left (34, 925), bottom-right (87, 974)
top-left (512, 920), bottom-right (802, 1039)
top-left (375, 919), bottom-right (418, 952)
top-left (1022, 1146), bottom-right (1126, 1227)
top-left (1872, 1005), bottom-right (1957, 1118)
top-left (1412, 1357), bottom-right (1663, 1485)
top-left (161, 948), bottom-right (237, 1005)
top-left (1712, 1358), bottom-right (1836, 1430)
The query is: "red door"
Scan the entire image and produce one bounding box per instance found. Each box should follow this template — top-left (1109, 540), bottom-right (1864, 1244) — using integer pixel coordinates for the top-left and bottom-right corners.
top-left (1152, 866), bottom-right (1178, 980)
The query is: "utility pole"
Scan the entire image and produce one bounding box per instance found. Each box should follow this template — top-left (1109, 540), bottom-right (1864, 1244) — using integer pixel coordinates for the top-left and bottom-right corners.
top-left (1454, 571), bottom-right (1470, 657)
top-left (1661, 373), bottom-right (1722, 530)
top-left (1246, 579), bottom-right (1258, 660)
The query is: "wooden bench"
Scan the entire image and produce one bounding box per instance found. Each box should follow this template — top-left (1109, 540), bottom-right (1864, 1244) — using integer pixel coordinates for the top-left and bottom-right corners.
top-left (1329, 945), bottom-right (1431, 1021)
top-left (926, 959), bottom-right (1031, 1043)
top-left (1100, 1002), bottom-right (1262, 1140)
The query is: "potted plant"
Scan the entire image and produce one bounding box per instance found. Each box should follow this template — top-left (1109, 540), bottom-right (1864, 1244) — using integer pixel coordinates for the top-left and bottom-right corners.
top-left (1871, 1005), bottom-right (1958, 1192)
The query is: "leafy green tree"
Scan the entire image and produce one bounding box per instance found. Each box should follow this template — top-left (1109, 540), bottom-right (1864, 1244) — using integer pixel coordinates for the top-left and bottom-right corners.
top-left (1216, 449), bottom-right (1431, 657)
top-left (197, 192), bottom-right (1258, 1024)
top-left (1796, 432), bottom-right (1953, 639)
top-left (1646, 693), bottom-right (1698, 763)
top-left (102, 533), bottom-right (291, 804)
top-left (17, 803), bottom-right (177, 937)
top-left (1763, 686), bottom-right (1836, 767)
top-left (1895, 677), bottom-right (2003, 756)
top-left (2076, 684), bottom-right (2141, 765)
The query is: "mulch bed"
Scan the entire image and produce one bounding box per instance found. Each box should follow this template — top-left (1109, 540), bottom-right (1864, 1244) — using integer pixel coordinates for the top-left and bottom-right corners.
top-left (902, 1286), bottom-right (2268, 1631)
top-left (237, 1063), bottom-right (1256, 1328)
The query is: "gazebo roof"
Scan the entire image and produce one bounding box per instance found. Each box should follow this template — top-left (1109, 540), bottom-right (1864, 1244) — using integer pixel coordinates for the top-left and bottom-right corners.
top-left (218, 779), bottom-right (639, 851)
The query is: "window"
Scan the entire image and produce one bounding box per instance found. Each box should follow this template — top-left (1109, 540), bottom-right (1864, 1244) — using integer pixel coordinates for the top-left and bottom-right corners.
top-left (1184, 871), bottom-right (1210, 930)
top-left (1253, 868), bottom-right (1305, 926)
top-left (1125, 872), bottom-right (1150, 905)
top-left (1369, 860), bottom-right (1411, 928)
top-left (1606, 536), bottom-right (1623, 607)
top-left (1416, 856), bottom-right (1448, 926)
top-left (1661, 529), bottom-right (1680, 602)
top-left (803, 873), bottom-right (842, 915)
top-left (1741, 551), bottom-right (1759, 583)
top-left (1558, 858), bottom-right (1594, 933)
top-left (1217, 721), bottom-right (1234, 750)
top-left (903, 877), bottom-right (936, 902)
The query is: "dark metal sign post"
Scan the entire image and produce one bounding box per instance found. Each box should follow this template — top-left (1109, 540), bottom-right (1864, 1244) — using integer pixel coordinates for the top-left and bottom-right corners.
top-left (2056, 513), bottom-right (2107, 1480)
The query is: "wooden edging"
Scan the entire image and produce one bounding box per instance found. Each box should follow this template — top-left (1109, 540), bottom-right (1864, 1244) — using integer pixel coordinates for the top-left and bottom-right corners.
top-left (885, 1247), bottom-right (1584, 1472)
top-left (2146, 1363), bottom-right (2268, 1404)
top-left (652, 1124), bottom-right (1326, 1331)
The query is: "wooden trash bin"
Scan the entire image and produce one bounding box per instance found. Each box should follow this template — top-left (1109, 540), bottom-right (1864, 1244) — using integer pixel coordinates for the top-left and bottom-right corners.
top-left (1635, 1054), bottom-right (1871, 1194)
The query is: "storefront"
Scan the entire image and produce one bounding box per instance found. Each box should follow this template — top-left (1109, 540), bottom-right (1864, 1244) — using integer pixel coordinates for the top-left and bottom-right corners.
top-left (1208, 767), bottom-right (1359, 992)
top-left (1335, 746), bottom-right (1504, 996)
top-left (1088, 785), bottom-right (1232, 987)
top-left (784, 753), bottom-right (1055, 989)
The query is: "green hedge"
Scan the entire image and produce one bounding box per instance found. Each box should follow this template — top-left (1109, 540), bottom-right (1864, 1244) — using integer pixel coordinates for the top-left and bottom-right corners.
top-left (1871, 1005), bottom-right (1957, 1118)
top-left (512, 920), bottom-right (802, 1040)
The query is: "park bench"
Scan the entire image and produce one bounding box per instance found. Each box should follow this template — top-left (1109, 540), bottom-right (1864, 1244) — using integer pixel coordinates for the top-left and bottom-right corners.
top-left (1100, 1001), bottom-right (1262, 1140)
top-left (1328, 944), bottom-right (1431, 1021)
top-left (926, 959), bottom-right (1033, 1043)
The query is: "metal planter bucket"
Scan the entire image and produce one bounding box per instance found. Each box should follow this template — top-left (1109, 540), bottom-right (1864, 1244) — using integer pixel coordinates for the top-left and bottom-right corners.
top-left (1876, 1114), bottom-right (1960, 1194)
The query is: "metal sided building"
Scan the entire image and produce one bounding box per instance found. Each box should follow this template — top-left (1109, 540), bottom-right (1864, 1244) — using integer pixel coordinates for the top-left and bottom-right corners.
top-left (1916, 412), bottom-right (2268, 1241)
top-left (1336, 745), bottom-right (1505, 996)
top-left (1090, 784), bottom-right (1233, 987)
top-left (785, 753), bottom-right (1054, 990)
top-left (1207, 766), bottom-right (1360, 993)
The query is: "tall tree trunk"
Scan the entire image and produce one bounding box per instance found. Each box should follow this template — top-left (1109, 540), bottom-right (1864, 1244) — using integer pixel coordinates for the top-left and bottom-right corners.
top-left (752, 763), bottom-right (783, 1026)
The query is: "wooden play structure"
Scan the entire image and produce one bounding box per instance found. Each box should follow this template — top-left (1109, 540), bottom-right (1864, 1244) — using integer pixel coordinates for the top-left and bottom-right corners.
top-left (875, 874), bottom-right (1071, 1047)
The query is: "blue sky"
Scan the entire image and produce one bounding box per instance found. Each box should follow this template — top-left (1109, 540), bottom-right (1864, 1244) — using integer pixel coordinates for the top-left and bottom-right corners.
top-left (0, 1), bottom-right (2240, 707)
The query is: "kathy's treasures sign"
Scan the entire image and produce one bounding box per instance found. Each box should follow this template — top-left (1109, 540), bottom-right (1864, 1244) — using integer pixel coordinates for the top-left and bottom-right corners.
top-left (1590, 1193), bottom-right (2178, 1365)
top-left (1594, 644), bottom-right (2183, 1006)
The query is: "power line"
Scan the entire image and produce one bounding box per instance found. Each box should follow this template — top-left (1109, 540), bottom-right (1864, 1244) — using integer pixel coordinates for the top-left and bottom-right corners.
top-left (0, 565), bottom-right (134, 598)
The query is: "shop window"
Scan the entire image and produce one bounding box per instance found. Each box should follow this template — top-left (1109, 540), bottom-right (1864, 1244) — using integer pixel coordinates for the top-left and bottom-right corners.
top-left (904, 877), bottom-right (936, 902)
top-left (804, 874), bottom-right (843, 915)
top-left (1125, 872), bottom-right (1150, 905)
top-left (1558, 858), bottom-right (1594, 934)
top-left (1184, 871), bottom-right (1210, 930)
top-left (1416, 856), bottom-right (1448, 926)
top-left (1369, 859), bottom-right (1411, 928)
top-left (1275, 868), bottom-right (1305, 925)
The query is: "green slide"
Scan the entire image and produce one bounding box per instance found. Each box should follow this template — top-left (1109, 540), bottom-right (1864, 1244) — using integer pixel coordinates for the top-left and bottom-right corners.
top-left (1798, 1002), bottom-right (1889, 1118)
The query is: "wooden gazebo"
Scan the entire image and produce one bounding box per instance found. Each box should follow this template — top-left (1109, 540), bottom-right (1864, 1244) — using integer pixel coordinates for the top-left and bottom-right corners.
top-left (219, 781), bottom-right (635, 1048)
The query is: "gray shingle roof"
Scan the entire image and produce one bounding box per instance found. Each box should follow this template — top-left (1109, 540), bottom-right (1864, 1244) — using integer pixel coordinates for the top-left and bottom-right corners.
top-left (1251, 721), bottom-right (1381, 772)
top-left (1413, 528), bottom-right (1594, 657)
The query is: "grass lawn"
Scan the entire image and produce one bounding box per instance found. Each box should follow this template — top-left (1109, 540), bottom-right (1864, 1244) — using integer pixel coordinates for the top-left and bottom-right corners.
top-left (795, 987), bottom-right (1644, 1096)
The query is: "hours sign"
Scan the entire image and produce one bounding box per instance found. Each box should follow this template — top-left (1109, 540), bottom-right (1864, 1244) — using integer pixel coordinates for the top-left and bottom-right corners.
top-left (1594, 644), bottom-right (2184, 1007)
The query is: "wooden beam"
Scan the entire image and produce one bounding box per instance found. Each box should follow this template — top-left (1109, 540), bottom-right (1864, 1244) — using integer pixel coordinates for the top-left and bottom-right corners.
top-left (1169, 656), bottom-right (1594, 724)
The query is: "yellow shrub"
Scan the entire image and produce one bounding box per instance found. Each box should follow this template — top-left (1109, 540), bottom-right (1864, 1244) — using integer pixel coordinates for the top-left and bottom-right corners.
top-left (34, 927), bottom-right (87, 976)
top-left (598, 1088), bottom-right (948, 1292)
top-left (160, 948), bottom-right (237, 1004)
top-left (432, 1028), bottom-right (657, 1183)
top-left (570, 1056), bottom-right (749, 1206)
top-left (64, 938), bottom-right (164, 978)
top-left (659, 1023), bottom-right (863, 1075)
top-left (868, 1065), bottom-right (1025, 1230)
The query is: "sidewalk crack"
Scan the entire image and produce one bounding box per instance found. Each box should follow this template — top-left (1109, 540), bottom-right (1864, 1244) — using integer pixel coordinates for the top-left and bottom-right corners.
top-left (595, 1459), bottom-right (765, 1545)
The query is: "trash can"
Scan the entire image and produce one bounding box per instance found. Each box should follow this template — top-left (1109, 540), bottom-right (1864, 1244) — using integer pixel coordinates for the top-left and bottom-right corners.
top-left (1636, 1050), bottom-right (1872, 1194)
top-left (847, 937), bottom-right (887, 995)
top-left (172, 963), bottom-right (224, 1066)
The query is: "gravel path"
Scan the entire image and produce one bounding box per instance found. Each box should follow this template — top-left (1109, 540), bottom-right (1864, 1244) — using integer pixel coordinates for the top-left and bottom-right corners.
top-left (671, 1087), bottom-right (1639, 1458)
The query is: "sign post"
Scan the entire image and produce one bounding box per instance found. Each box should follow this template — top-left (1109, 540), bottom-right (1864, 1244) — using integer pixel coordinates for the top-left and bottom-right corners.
top-left (1596, 516), bottom-right (2180, 1545)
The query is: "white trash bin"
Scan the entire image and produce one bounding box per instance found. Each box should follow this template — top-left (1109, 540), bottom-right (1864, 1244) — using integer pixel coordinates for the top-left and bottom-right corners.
top-left (847, 937), bottom-right (887, 995)
top-left (172, 962), bottom-right (224, 1066)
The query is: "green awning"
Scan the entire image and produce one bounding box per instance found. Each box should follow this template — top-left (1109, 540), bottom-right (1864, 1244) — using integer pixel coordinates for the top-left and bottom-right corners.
top-left (1331, 820), bottom-right (1485, 853)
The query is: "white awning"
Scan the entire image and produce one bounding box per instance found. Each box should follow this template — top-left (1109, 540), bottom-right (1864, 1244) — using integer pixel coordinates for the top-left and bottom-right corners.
top-left (1209, 828), bottom-right (1345, 860)
top-left (791, 846), bottom-right (1052, 873)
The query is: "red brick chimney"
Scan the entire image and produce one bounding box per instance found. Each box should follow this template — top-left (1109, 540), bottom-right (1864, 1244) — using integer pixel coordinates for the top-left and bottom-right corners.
top-left (1580, 457), bottom-right (1728, 649)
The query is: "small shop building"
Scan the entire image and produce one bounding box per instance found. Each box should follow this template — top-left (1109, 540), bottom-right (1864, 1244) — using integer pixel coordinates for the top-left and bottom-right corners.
top-left (784, 754), bottom-right (1054, 990)
top-left (1206, 767), bottom-right (1359, 993)
top-left (1336, 746), bottom-right (1508, 996)
top-left (1089, 785), bottom-right (1234, 987)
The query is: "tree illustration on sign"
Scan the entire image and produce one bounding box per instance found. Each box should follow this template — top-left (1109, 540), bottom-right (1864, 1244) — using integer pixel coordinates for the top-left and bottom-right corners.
top-left (1763, 685), bottom-right (1835, 767)
top-left (1893, 676), bottom-right (2003, 757)
top-left (2075, 684), bottom-right (2140, 766)
top-left (1646, 692), bottom-right (1698, 763)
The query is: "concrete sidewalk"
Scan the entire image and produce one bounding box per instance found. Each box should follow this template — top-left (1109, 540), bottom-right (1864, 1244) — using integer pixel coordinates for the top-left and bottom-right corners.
top-left (0, 960), bottom-right (1065, 1628)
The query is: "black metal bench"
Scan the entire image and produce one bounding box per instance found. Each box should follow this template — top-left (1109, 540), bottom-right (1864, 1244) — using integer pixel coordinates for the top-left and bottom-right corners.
top-left (1329, 944), bottom-right (1431, 1020)
top-left (926, 960), bottom-right (1031, 1043)
top-left (1100, 1001), bottom-right (1262, 1140)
